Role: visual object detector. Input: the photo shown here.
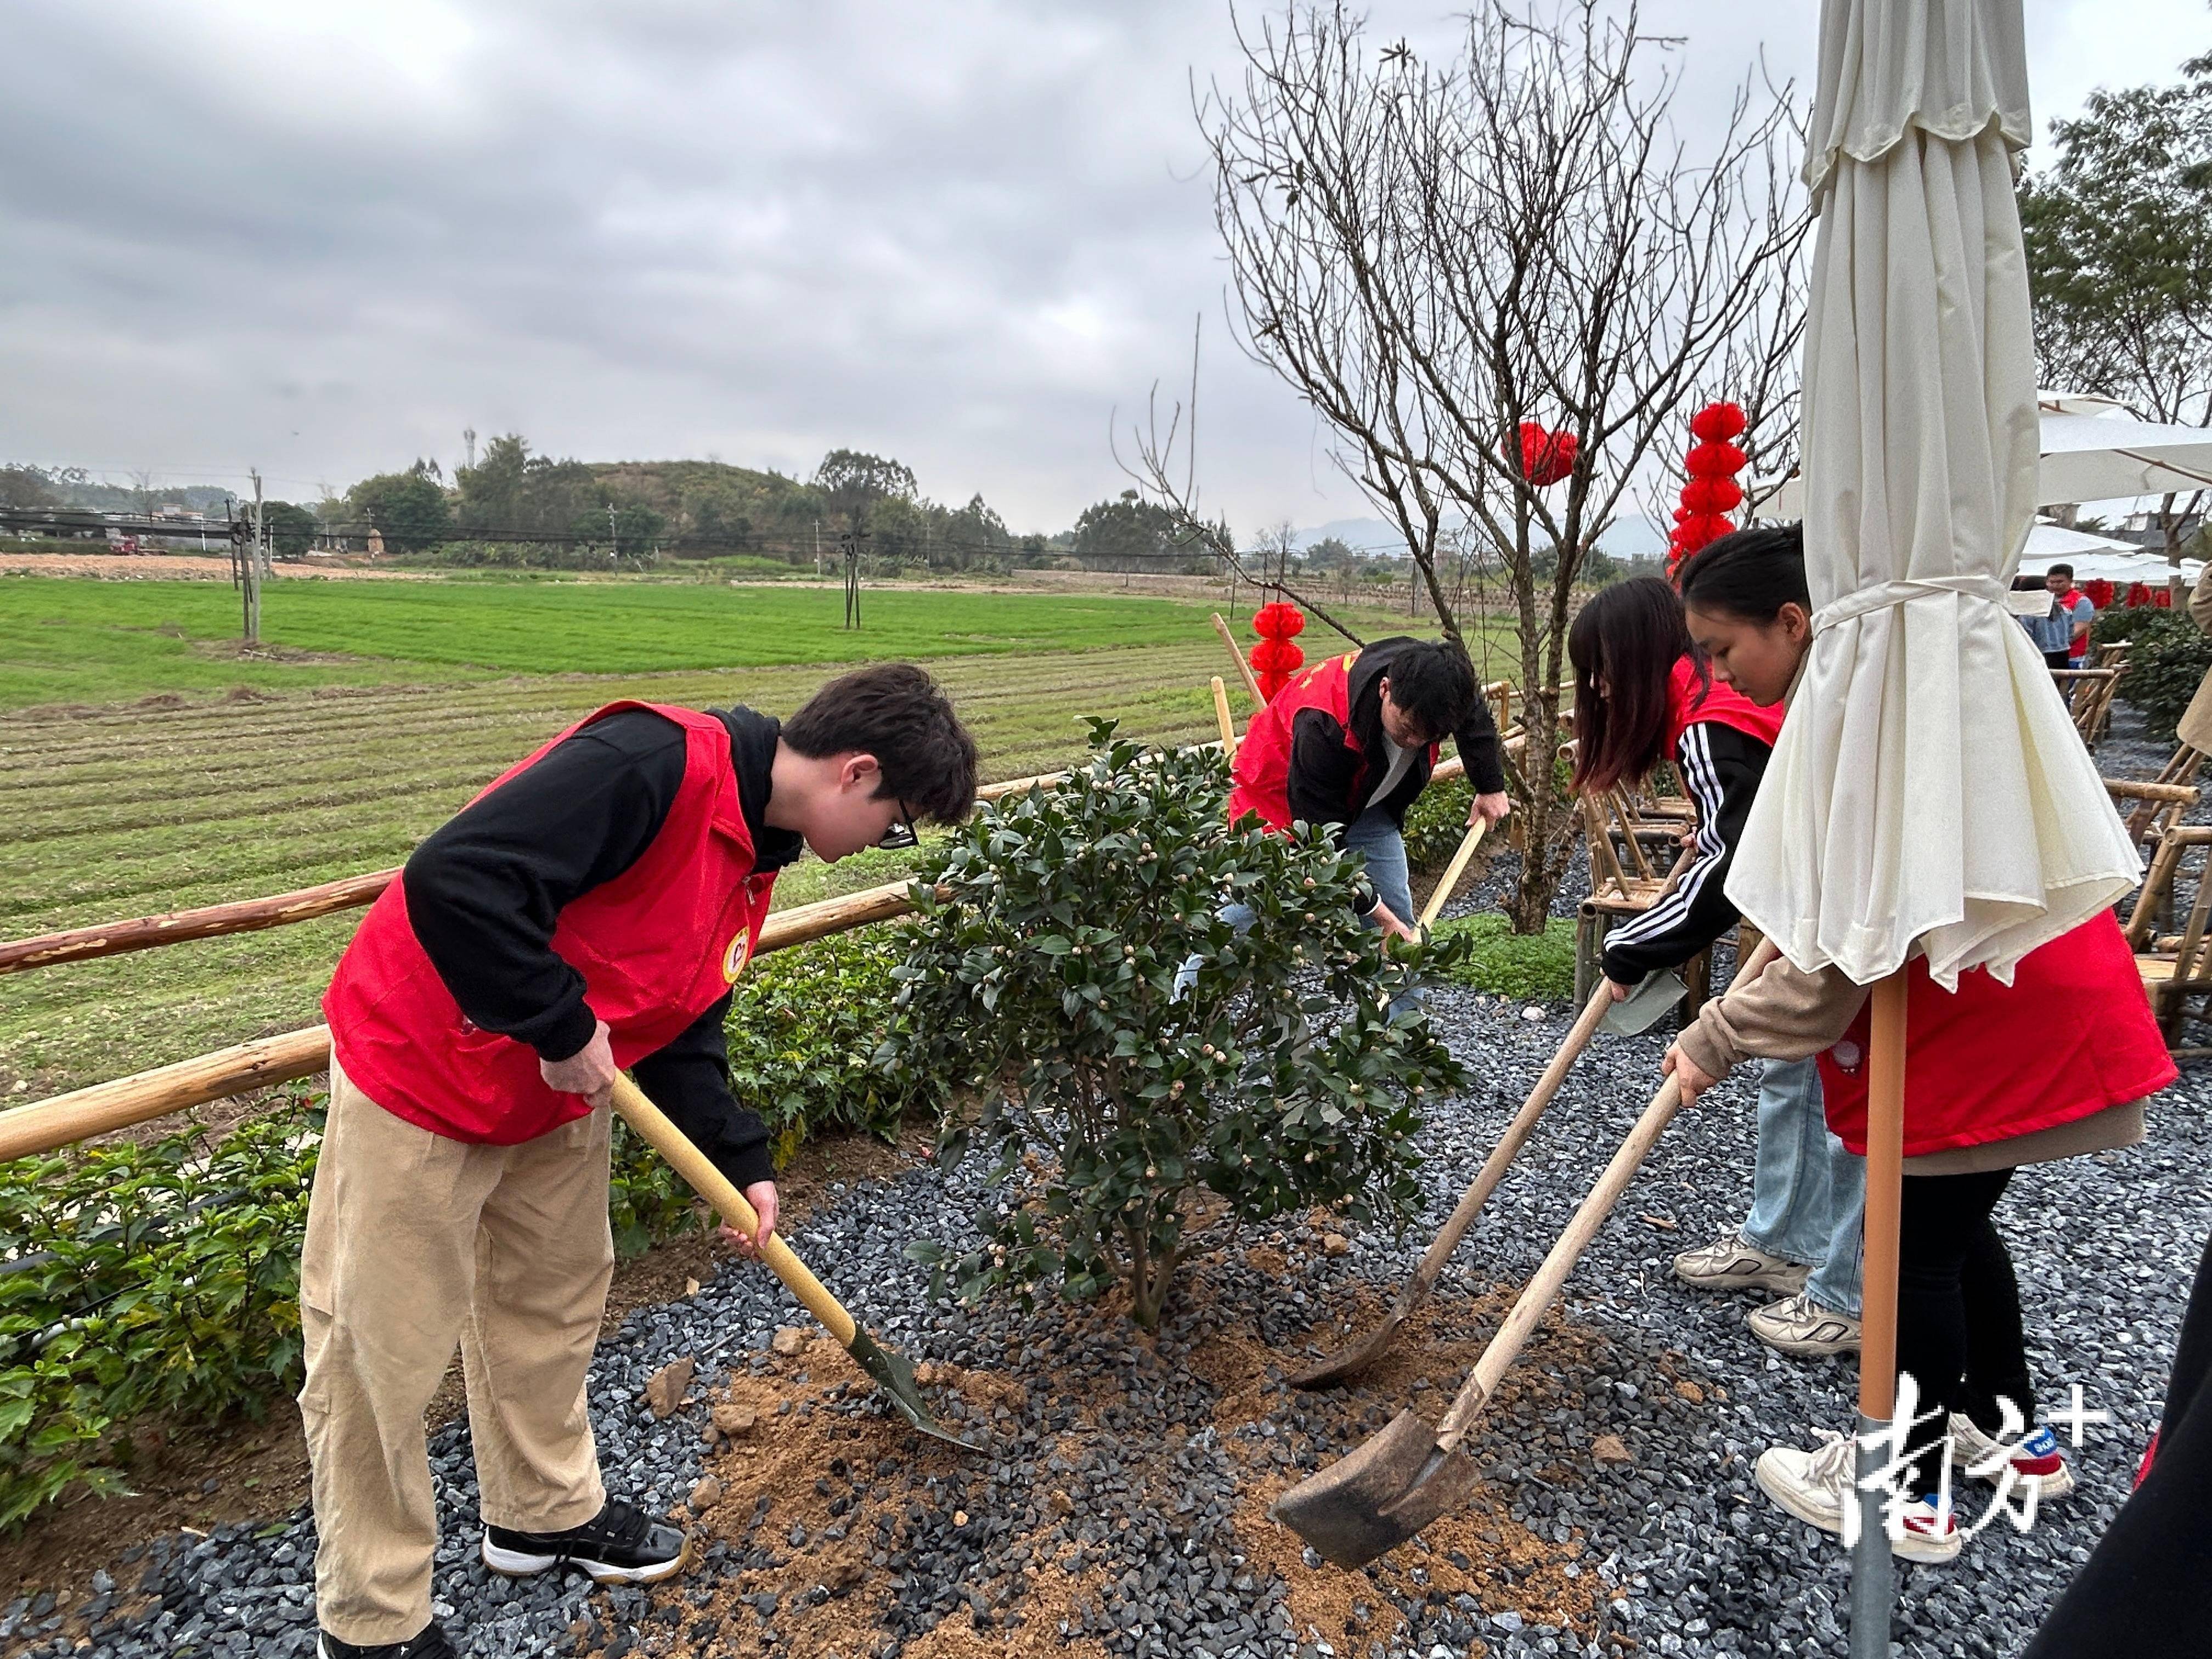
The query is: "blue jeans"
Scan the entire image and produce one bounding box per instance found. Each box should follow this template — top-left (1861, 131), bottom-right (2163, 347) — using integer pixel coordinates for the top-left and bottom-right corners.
top-left (1173, 809), bottom-right (1421, 1014)
top-left (1739, 1057), bottom-right (1866, 1317)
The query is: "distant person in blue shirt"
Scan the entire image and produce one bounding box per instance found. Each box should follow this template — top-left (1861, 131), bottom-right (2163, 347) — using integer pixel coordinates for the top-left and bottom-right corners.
top-left (2021, 563), bottom-right (2096, 670)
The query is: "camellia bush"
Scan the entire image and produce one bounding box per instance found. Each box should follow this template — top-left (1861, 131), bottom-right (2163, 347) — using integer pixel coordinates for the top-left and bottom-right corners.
top-left (885, 720), bottom-right (1467, 1329)
top-left (2092, 602), bottom-right (2212, 741)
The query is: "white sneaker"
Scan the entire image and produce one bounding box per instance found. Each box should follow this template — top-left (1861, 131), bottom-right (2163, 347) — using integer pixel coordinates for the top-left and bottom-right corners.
top-left (1755, 1431), bottom-right (1962, 1564)
top-left (1750, 1292), bottom-right (1862, 1357)
top-left (1948, 1412), bottom-right (2076, 1501)
top-left (1672, 1232), bottom-right (1810, 1296)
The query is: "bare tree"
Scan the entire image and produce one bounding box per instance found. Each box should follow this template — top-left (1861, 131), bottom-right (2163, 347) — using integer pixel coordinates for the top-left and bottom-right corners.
top-left (1129, 0), bottom-right (1808, 930)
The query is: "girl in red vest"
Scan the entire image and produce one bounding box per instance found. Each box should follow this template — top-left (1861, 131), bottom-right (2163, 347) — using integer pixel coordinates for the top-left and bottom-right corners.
top-left (1664, 526), bottom-right (2174, 1565)
top-left (304, 666), bottom-right (978, 1659)
top-left (1568, 579), bottom-right (1864, 1361)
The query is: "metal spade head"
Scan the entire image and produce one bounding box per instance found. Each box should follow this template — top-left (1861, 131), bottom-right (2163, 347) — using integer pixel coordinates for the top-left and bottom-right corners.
top-left (845, 1327), bottom-right (983, 1452)
top-left (1598, 970), bottom-right (1688, 1037)
top-left (1267, 1409), bottom-right (1483, 1567)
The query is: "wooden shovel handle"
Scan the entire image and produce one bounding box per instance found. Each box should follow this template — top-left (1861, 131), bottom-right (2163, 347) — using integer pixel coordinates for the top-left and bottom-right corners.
top-left (1434, 936), bottom-right (1780, 1449)
top-left (1210, 676), bottom-right (1239, 753)
top-left (1211, 612), bottom-right (1266, 708)
top-left (611, 1075), bottom-right (858, 1346)
top-left (1397, 978), bottom-right (1614, 1309)
top-left (1418, 822), bottom-right (1488, 932)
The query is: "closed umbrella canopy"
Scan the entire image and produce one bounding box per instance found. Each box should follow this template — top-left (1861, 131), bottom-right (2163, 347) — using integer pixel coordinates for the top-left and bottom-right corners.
top-left (1726, 0), bottom-right (2140, 989)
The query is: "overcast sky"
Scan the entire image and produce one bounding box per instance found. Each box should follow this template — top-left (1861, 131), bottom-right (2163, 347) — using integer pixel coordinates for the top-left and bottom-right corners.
top-left (2, 1), bottom-right (2202, 537)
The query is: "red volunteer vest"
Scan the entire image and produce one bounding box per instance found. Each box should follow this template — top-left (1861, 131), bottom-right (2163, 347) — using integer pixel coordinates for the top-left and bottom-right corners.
top-left (1227, 650), bottom-right (1440, 831)
top-left (1664, 655), bottom-right (1784, 755)
top-left (1815, 911), bottom-right (2174, 1158)
top-left (324, 702), bottom-right (778, 1144)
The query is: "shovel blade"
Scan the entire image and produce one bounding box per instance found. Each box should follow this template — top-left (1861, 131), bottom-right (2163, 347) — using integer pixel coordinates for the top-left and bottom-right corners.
top-left (1598, 970), bottom-right (1688, 1037)
top-left (845, 1327), bottom-right (982, 1452)
top-left (1284, 1306), bottom-right (1408, 1390)
top-left (1268, 1409), bottom-right (1483, 1567)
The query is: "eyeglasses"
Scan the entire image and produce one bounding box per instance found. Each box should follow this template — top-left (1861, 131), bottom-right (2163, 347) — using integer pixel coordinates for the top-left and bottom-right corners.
top-left (877, 800), bottom-right (919, 851)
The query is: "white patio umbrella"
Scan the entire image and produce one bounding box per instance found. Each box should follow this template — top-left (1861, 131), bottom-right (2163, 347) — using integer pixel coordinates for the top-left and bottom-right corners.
top-left (1725, 3), bottom-right (2143, 1648)
top-left (2036, 410), bottom-right (2212, 506)
top-left (1761, 394), bottom-right (2212, 516)
top-left (1730, 3), bottom-right (2140, 993)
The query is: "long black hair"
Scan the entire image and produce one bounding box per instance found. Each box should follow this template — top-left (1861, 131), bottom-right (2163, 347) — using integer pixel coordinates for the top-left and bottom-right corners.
top-left (1568, 577), bottom-right (1696, 794)
top-left (1674, 522), bottom-right (1812, 624)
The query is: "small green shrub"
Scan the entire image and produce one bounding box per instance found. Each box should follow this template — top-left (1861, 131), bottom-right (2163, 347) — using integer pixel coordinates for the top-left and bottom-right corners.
top-left (1431, 914), bottom-right (1578, 1001)
top-left (2095, 603), bottom-right (2211, 741)
top-left (1402, 775), bottom-right (1475, 870)
top-left (725, 927), bottom-right (955, 1168)
top-left (0, 1101), bottom-right (318, 1530)
top-left (887, 719), bottom-right (1467, 1329)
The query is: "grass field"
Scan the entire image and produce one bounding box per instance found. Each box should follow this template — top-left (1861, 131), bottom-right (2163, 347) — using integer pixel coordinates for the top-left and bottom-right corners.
top-left (0, 574), bottom-right (1522, 1098)
top-left (0, 577), bottom-right (1223, 708)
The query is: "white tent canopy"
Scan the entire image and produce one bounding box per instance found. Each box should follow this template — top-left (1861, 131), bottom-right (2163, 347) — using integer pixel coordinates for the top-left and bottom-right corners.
top-left (1761, 395), bottom-right (2212, 517)
top-left (1725, 0), bottom-right (2141, 990)
top-left (2015, 522), bottom-right (2201, 586)
top-left (2036, 411), bottom-right (2212, 507)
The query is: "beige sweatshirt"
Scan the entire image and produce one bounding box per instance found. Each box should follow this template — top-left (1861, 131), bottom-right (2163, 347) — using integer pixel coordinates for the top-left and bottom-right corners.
top-left (1674, 952), bottom-right (2145, 1175)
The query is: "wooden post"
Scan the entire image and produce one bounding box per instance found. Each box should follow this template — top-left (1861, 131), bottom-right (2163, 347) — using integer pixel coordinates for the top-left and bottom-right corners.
top-left (1850, 969), bottom-right (1908, 1657)
top-left (1210, 676), bottom-right (1238, 754)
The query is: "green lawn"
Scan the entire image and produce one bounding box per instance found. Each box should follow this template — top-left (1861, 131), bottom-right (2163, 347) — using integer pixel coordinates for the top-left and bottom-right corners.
top-left (0, 577), bottom-right (1220, 708)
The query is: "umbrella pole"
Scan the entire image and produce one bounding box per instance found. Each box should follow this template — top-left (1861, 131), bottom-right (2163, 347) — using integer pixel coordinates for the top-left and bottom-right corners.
top-left (1849, 970), bottom-right (1908, 1657)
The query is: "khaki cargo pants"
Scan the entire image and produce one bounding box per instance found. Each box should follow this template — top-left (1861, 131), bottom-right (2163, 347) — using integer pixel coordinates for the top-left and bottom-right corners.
top-left (297, 1055), bottom-right (616, 1645)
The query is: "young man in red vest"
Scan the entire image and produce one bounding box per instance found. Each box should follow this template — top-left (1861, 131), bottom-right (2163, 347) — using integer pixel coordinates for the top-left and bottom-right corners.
top-left (1175, 636), bottom-right (1510, 1014)
top-left (1225, 635), bottom-right (1511, 934)
top-left (304, 664), bottom-right (978, 1659)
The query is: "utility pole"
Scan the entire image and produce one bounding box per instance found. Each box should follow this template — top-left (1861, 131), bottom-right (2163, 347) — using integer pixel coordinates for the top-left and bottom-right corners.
top-left (242, 473), bottom-right (263, 645)
top-left (607, 502), bottom-right (619, 567)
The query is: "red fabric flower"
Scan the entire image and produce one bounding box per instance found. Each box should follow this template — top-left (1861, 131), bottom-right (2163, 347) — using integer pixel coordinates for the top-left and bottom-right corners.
top-left (2127, 583), bottom-right (2153, 607)
top-left (1519, 422), bottom-right (1577, 487)
top-left (1689, 402), bottom-right (1747, 442)
top-left (2084, 578), bottom-right (2115, 610)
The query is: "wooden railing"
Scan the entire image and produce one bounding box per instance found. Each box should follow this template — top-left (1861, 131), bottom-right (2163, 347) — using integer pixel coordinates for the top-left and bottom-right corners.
top-left (0, 712), bottom-right (1508, 1163)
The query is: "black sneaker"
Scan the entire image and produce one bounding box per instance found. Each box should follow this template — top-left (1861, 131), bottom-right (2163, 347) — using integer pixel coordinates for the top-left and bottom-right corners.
top-left (317, 1622), bottom-right (458, 1658)
top-left (481, 1498), bottom-right (691, 1585)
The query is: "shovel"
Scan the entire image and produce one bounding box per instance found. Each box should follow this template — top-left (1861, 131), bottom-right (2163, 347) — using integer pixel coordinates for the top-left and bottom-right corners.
top-left (1270, 938), bottom-right (1779, 1564)
top-left (610, 1075), bottom-right (977, 1451)
top-left (1285, 968), bottom-right (1684, 1390)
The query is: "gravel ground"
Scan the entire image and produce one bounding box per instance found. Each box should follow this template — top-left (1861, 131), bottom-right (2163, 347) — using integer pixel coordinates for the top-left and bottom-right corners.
top-left (10, 814), bottom-right (2208, 1659)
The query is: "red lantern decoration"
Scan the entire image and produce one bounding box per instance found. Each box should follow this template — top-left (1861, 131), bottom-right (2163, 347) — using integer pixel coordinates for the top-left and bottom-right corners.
top-left (1667, 403), bottom-right (1753, 574)
top-left (1519, 422), bottom-right (1578, 487)
top-left (1684, 440), bottom-right (1748, 479)
top-left (1679, 476), bottom-right (1745, 515)
top-left (1248, 601), bottom-right (1308, 699)
top-left (1689, 402), bottom-right (1747, 442)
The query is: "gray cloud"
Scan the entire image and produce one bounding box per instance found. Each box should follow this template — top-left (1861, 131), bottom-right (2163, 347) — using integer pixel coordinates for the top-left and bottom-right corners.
top-left (1, 0), bottom-right (2199, 533)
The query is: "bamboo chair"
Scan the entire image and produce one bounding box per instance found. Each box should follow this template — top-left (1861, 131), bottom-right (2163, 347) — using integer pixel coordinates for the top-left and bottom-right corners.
top-left (2129, 825), bottom-right (2212, 1045)
top-left (1571, 776), bottom-right (1711, 1015)
top-left (2106, 775), bottom-right (2202, 856)
top-left (2051, 668), bottom-right (2124, 750)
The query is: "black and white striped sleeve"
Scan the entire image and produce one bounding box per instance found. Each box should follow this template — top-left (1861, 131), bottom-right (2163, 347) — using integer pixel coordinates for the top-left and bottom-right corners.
top-left (1598, 723), bottom-right (1770, 986)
